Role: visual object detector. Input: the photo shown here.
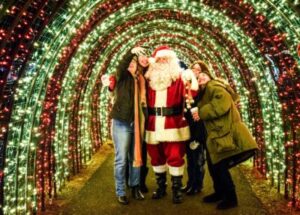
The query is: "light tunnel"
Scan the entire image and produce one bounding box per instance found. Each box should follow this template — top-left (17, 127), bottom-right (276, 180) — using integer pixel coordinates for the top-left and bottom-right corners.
top-left (0, 0), bottom-right (299, 214)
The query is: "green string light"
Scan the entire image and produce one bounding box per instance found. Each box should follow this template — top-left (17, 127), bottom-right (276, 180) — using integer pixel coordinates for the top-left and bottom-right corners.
top-left (3, 0), bottom-right (297, 213)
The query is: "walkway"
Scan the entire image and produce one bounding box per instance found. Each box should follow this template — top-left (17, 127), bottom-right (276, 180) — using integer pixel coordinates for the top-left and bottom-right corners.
top-left (46, 144), bottom-right (269, 215)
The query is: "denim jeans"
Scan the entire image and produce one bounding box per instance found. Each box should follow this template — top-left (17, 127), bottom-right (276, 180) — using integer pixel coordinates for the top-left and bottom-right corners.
top-left (112, 119), bottom-right (141, 197)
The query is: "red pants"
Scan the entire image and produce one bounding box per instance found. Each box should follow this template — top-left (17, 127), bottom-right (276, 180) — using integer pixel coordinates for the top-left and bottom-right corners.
top-left (147, 141), bottom-right (186, 176)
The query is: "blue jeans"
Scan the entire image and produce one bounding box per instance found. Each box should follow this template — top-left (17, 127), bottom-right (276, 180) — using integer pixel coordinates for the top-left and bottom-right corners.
top-left (112, 119), bottom-right (140, 197)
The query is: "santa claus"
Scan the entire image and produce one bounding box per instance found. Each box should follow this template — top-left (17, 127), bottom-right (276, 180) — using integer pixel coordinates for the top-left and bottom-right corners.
top-left (144, 45), bottom-right (198, 204)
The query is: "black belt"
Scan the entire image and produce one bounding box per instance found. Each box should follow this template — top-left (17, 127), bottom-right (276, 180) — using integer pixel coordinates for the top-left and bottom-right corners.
top-left (148, 106), bottom-right (182, 116)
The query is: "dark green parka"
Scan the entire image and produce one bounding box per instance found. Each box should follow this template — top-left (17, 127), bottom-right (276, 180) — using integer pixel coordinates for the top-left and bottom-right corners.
top-left (197, 80), bottom-right (258, 166)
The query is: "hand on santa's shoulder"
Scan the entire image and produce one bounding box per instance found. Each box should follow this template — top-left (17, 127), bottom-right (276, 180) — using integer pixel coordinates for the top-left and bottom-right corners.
top-left (181, 69), bottom-right (194, 83)
top-left (181, 69), bottom-right (199, 91)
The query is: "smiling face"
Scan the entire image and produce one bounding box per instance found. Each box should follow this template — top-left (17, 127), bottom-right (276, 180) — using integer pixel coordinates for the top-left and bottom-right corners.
top-left (197, 72), bottom-right (211, 86)
top-left (191, 63), bottom-right (202, 77)
top-left (156, 56), bottom-right (169, 64)
top-left (138, 55), bottom-right (149, 68)
top-left (127, 58), bottom-right (137, 75)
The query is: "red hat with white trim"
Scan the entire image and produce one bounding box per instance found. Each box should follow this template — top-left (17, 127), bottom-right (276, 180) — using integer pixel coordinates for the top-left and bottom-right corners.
top-left (148, 45), bottom-right (177, 64)
top-left (151, 45), bottom-right (177, 59)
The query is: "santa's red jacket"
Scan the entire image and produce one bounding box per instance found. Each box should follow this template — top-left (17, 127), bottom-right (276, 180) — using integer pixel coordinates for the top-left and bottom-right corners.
top-left (145, 77), bottom-right (191, 144)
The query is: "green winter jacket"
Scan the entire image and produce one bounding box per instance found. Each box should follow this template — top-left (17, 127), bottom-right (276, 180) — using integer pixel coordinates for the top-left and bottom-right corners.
top-left (197, 80), bottom-right (258, 166)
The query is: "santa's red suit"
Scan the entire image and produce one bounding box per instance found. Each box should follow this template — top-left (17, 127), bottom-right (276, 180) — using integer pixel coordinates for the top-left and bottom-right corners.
top-left (144, 46), bottom-right (198, 179)
top-left (145, 77), bottom-right (190, 175)
top-left (144, 46), bottom-right (198, 203)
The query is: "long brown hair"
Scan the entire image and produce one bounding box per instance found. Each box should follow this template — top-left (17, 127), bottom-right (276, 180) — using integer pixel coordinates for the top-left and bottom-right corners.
top-left (116, 51), bottom-right (136, 82)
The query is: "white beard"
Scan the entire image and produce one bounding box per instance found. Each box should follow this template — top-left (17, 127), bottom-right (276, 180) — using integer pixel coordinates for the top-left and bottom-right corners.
top-left (145, 59), bottom-right (181, 91)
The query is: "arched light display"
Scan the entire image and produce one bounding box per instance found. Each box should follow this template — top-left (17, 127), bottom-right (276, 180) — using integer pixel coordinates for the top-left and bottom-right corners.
top-left (0, 0), bottom-right (299, 213)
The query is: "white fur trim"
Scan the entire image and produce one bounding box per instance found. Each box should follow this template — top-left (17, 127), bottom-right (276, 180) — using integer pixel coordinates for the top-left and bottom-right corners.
top-left (155, 89), bottom-right (167, 107)
top-left (154, 90), bottom-right (167, 142)
top-left (145, 86), bottom-right (191, 144)
top-left (169, 165), bottom-right (184, 176)
top-left (155, 49), bottom-right (177, 59)
top-left (153, 164), bottom-right (168, 173)
top-left (145, 126), bottom-right (191, 144)
top-left (190, 72), bottom-right (199, 91)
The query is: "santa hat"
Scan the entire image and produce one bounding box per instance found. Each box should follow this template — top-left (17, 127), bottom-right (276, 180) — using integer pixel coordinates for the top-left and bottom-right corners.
top-left (149, 45), bottom-right (177, 63)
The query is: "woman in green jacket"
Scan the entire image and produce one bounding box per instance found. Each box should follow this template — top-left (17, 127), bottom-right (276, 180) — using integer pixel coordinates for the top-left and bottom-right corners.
top-left (190, 61), bottom-right (258, 210)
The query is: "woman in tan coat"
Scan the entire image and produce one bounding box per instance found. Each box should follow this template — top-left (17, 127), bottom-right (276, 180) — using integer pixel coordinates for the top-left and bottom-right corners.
top-left (190, 61), bottom-right (258, 210)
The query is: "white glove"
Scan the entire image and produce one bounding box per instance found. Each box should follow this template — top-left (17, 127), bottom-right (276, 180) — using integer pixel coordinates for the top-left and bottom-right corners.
top-left (101, 74), bottom-right (110, 87)
top-left (189, 141), bottom-right (200, 150)
top-left (131, 47), bottom-right (147, 56)
top-left (182, 69), bottom-right (199, 91)
top-left (181, 69), bottom-right (193, 82)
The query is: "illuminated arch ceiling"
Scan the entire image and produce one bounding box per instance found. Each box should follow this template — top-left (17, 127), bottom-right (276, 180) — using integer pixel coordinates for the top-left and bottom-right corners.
top-left (0, 0), bottom-right (299, 213)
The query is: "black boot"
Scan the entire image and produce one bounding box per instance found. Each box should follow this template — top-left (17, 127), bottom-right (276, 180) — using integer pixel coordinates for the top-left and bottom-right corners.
top-left (216, 190), bottom-right (238, 210)
top-left (171, 175), bottom-right (183, 204)
top-left (186, 186), bottom-right (201, 195)
top-left (140, 166), bottom-right (149, 193)
top-left (131, 186), bottom-right (145, 200)
top-left (152, 172), bottom-right (167, 199)
top-left (203, 192), bottom-right (223, 203)
top-left (181, 182), bottom-right (191, 193)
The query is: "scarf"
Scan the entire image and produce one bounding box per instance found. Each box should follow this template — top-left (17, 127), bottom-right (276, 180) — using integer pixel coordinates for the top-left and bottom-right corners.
top-left (133, 74), bottom-right (147, 167)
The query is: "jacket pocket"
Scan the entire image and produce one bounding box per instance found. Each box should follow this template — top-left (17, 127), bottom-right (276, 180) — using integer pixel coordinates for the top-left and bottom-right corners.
top-left (213, 131), bottom-right (236, 153)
